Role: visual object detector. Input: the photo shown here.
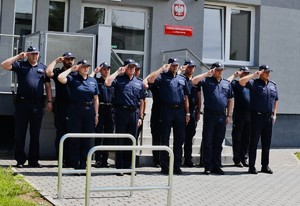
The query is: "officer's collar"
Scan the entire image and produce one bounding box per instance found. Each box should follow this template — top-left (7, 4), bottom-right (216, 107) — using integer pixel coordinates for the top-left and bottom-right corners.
top-left (124, 73), bottom-right (135, 81)
top-left (210, 76), bottom-right (223, 83)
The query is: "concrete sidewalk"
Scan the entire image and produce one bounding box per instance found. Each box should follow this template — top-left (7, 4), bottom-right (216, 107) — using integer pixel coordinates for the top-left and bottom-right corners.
top-left (1, 149), bottom-right (300, 206)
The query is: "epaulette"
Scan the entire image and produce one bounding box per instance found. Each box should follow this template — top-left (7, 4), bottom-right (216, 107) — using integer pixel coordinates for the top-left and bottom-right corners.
top-left (136, 76), bottom-right (143, 82)
top-left (179, 74), bottom-right (186, 78)
top-left (269, 80), bottom-right (276, 85)
top-left (222, 78), bottom-right (230, 82)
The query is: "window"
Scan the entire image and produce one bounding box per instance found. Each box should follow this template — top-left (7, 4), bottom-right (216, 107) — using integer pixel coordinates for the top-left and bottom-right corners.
top-left (203, 4), bottom-right (255, 66)
top-left (48, 0), bottom-right (68, 32)
top-left (15, 0), bottom-right (34, 35)
top-left (83, 7), bottom-right (105, 28)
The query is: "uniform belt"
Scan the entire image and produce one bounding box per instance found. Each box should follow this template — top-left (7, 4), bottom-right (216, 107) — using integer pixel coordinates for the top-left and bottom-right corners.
top-left (99, 102), bottom-right (112, 106)
top-left (162, 103), bottom-right (183, 110)
top-left (115, 104), bottom-right (137, 111)
top-left (72, 101), bottom-right (94, 107)
top-left (252, 111), bottom-right (273, 117)
top-left (204, 109), bottom-right (225, 116)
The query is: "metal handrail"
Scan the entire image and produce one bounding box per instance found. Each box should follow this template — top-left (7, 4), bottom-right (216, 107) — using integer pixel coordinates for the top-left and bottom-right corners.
top-left (85, 145), bottom-right (174, 206)
top-left (162, 48), bottom-right (210, 70)
top-left (57, 133), bottom-right (136, 199)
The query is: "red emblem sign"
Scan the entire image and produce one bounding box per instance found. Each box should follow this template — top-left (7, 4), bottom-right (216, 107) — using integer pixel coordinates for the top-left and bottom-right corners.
top-left (164, 25), bottom-right (193, 37)
top-left (172, 0), bottom-right (187, 21)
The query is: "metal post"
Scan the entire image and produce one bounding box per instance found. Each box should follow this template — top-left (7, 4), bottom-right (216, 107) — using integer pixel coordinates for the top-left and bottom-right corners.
top-left (57, 133), bottom-right (136, 198)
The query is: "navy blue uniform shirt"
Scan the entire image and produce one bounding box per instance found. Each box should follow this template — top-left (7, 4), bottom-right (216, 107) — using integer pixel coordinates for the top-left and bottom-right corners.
top-left (231, 79), bottom-right (250, 112)
top-left (52, 68), bottom-right (72, 102)
top-left (157, 71), bottom-right (190, 105)
top-left (112, 74), bottom-right (147, 108)
top-left (148, 80), bottom-right (161, 109)
top-left (199, 76), bottom-right (233, 112)
top-left (12, 61), bottom-right (50, 99)
top-left (67, 73), bottom-right (99, 103)
top-left (96, 77), bottom-right (114, 103)
top-left (184, 75), bottom-right (201, 111)
top-left (245, 79), bottom-right (278, 113)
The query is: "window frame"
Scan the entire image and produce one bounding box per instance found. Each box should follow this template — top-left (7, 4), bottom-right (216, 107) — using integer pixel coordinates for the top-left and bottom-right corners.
top-left (80, 3), bottom-right (108, 29)
top-left (48, 0), bottom-right (68, 32)
top-left (203, 3), bottom-right (255, 66)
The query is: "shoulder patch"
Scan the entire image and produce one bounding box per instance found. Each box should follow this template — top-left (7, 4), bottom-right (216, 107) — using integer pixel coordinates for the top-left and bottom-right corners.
top-left (222, 78), bottom-right (230, 82)
top-left (137, 77), bottom-right (143, 81)
top-left (269, 80), bottom-right (276, 85)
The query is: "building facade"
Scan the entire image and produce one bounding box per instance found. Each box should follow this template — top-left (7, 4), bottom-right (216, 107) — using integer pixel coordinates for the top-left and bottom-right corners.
top-left (0, 0), bottom-right (299, 155)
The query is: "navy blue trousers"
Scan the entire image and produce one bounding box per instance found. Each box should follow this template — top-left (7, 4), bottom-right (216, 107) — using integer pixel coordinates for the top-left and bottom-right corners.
top-left (66, 104), bottom-right (95, 168)
top-left (249, 112), bottom-right (273, 168)
top-left (150, 106), bottom-right (161, 164)
top-left (184, 110), bottom-right (197, 162)
top-left (160, 106), bottom-right (185, 170)
top-left (53, 101), bottom-right (69, 162)
top-left (231, 111), bottom-right (250, 164)
top-left (114, 108), bottom-right (138, 169)
top-left (14, 101), bottom-right (43, 165)
top-left (202, 113), bottom-right (226, 170)
top-left (94, 105), bottom-right (114, 163)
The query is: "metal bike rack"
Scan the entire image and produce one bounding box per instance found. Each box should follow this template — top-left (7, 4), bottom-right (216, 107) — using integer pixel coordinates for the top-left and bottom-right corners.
top-left (57, 133), bottom-right (136, 199)
top-left (85, 145), bottom-right (174, 206)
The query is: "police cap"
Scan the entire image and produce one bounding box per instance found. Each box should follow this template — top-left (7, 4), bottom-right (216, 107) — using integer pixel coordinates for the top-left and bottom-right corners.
top-left (123, 59), bottom-right (136, 66)
top-left (259, 65), bottom-right (273, 72)
top-left (239, 66), bottom-right (250, 73)
top-left (168, 57), bottom-right (180, 65)
top-left (211, 62), bottom-right (224, 70)
top-left (100, 62), bottom-right (111, 69)
top-left (184, 60), bottom-right (196, 67)
top-left (62, 52), bottom-right (76, 59)
top-left (77, 59), bottom-right (91, 66)
top-left (27, 46), bottom-right (39, 53)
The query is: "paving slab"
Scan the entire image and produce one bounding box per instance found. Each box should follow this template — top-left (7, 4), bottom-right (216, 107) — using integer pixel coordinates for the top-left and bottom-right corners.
top-left (1, 149), bottom-right (300, 206)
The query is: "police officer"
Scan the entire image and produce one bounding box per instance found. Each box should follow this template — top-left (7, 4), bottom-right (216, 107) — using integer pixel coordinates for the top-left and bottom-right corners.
top-left (192, 62), bottom-right (233, 175)
top-left (135, 63), bottom-right (147, 140)
top-left (90, 62), bottom-right (114, 168)
top-left (143, 73), bottom-right (161, 167)
top-left (46, 52), bottom-right (76, 165)
top-left (1, 46), bottom-right (52, 168)
top-left (227, 67), bottom-right (251, 167)
top-left (58, 60), bottom-right (99, 169)
top-left (239, 65), bottom-right (278, 174)
top-left (147, 58), bottom-right (190, 175)
top-left (182, 60), bottom-right (201, 167)
top-left (105, 59), bottom-right (147, 175)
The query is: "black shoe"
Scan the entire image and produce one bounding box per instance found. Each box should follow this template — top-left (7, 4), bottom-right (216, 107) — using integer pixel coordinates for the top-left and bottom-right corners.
top-left (234, 162), bottom-right (243, 168)
top-left (204, 169), bottom-right (210, 175)
top-left (241, 160), bottom-right (249, 167)
top-left (174, 167), bottom-right (183, 175)
top-left (248, 167), bottom-right (258, 174)
top-left (16, 164), bottom-right (24, 168)
top-left (184, 161), bottom-right (195, 167)
top-left (161, 168), bottom-right (168, 175)
top-left (101, 162), bottom-right (110, 168)
top-left (116, 173), bottom-right (124, 176)
top-left (261, 166), bottom-right (273, 174)
top-left (28, 163), bottom-right (42, 168)
top-left (211, 168), bottom-right (225, 175)
top-left (94, 161), bottom-right (101, 168)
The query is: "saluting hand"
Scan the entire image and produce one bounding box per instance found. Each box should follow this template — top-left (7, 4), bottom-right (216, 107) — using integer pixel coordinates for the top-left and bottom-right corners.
top-left (94, 66), bottom-right (101, 74)
top-left (117, 65), bottom-right (126, 74)
top-left (55, 57), bottom-right (64, 64)
top-left (253, 70), bottom-right (264, 78)
top-left (18, 52), bottom-right (27, 59)
top-left (71, 64), bottom-right (81, 72)
top-left (206, 69), bottom-right (214, 77)
top-left (161, 64), bottom-right (170, 73)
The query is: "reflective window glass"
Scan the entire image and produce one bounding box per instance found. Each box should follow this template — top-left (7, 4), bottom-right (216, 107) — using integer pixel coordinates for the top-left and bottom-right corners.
top-left (83, 7), bottom-right (105, 28)
top-left (203, 8), bottom-right (223, 60)
top-left (48, 1), bottom-right (66, 32)
top-left (230, 10), bottom-right (251, 61)
top-left (15, 0), bottom-right (33, 35)
top-left (111, 10), bottom-right (145, 51)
